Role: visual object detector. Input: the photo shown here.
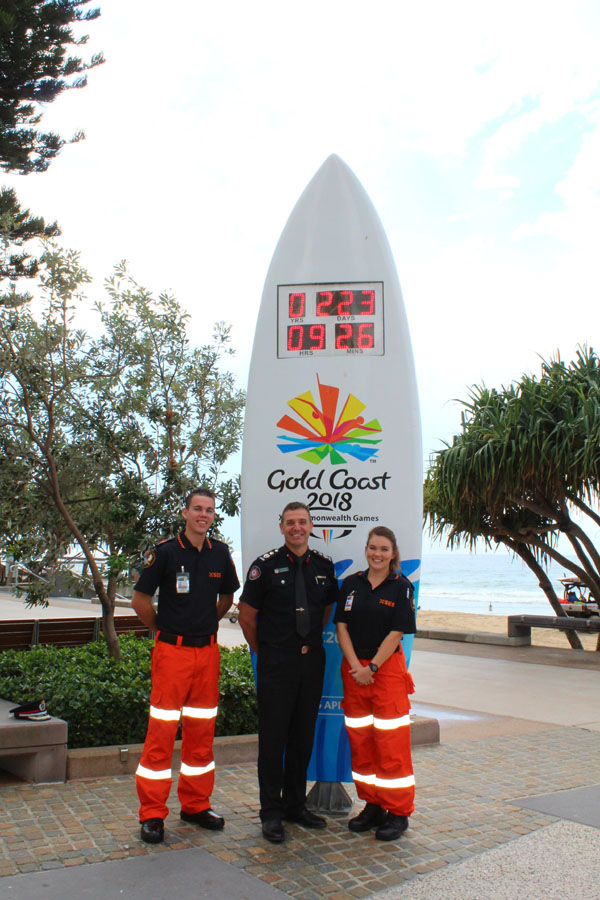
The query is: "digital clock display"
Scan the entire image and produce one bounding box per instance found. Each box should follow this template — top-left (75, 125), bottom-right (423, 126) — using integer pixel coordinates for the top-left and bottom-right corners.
top-left (278, 282), bottom-right (384, 358)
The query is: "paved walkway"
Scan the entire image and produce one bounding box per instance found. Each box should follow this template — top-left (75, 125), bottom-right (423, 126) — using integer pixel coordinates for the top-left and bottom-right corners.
top-left (0, 634), bottom-right (599, 898)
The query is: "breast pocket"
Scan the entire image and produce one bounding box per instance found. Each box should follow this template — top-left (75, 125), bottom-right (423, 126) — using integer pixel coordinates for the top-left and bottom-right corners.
top-left (271, 573), bottom-right (293, 590)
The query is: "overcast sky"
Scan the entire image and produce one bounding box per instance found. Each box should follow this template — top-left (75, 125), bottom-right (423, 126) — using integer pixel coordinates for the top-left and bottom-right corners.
top-left (5, 0), bottom-right (600, 553)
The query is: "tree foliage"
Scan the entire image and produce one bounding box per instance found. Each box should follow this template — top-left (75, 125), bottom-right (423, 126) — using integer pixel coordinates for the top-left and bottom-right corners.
top-left (0, 246), bottom-right (245, 659)
top-left (0, 0), bottom-right (104, 174)
top-left (0, 1), bottom-right (103, 306)
top-left (424, 347), bottom-right (600, 650)
top-left (1, 186), bottom-right (60, 305)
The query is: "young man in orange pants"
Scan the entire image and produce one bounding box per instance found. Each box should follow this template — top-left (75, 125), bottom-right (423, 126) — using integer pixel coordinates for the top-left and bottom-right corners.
top-left (132, 488), bottom-right (239, 844)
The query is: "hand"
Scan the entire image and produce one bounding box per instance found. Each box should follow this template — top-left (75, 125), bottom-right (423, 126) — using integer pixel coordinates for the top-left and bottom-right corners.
top-left (350, 665), bottom-right (373, 685)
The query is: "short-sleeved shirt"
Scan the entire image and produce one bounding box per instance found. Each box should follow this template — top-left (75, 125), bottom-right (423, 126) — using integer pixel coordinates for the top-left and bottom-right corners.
top-left (240, 545), bottom-right (339, 647)
top-left (136, 531), bottom-right (240, 636)
top-left (334, 570), bottom-right (416, 649)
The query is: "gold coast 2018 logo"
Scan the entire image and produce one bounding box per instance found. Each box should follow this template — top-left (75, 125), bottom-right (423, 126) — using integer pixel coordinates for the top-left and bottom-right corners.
top-left (276, 376), bottom-right (382, 465)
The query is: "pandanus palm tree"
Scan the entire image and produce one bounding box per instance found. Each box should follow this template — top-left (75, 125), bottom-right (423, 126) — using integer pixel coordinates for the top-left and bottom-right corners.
top-left (425, 347), bottom-right (600, 651)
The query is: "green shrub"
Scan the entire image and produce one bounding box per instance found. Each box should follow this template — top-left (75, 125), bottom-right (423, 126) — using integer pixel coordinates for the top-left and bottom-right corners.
top-left (216, 644), bottom-right (258, 737)
top-left (0, 636), bottom-right (257, 748)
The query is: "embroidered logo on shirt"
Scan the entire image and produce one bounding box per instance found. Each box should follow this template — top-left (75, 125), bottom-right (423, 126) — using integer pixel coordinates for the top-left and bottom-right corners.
top-left (249, 566), bottom-right (261, 581)
top-left (379, 598), bottom-right (395, 608)
top-left (208, 572), bottom-right (222, 578)
top-left (143, 549), bottom-right (155, 567)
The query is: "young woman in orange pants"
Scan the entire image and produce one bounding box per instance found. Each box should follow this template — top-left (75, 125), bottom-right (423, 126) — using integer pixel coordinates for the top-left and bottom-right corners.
top-left (335, 526), bottom-right (416, 841)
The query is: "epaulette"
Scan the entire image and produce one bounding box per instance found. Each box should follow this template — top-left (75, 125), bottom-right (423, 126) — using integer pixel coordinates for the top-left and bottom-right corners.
top-left (259, 548), bottom-right (279, 561)
top-left (311, 548), bottom-right (333, 562)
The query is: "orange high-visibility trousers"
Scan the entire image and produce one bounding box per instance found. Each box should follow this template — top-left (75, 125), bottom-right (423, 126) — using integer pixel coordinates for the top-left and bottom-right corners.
top-left (136, 638), bottom-right (220, 822)
top-left (341, 649), bottom-right (415, 816)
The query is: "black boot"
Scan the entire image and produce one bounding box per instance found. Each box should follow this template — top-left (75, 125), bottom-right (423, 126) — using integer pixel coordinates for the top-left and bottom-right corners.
top-left (375, 813), bottom-right (409, 841)
top-left (348, 803), bottom-right (386, 833)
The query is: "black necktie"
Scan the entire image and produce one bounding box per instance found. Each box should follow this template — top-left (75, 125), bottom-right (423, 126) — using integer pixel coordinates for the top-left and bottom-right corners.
top-left (295, 556), bottom-right (310, 638)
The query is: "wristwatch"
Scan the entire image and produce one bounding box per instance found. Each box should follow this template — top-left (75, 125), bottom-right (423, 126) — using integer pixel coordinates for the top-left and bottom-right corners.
top-left (368, 662), bottom-right (379, 673)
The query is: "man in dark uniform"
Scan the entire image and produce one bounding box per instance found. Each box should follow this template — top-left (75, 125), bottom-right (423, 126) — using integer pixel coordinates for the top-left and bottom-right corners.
top-left (132, 488), bottom-right (240, 845)
top-left (238, 501), bottom-right (339, 843)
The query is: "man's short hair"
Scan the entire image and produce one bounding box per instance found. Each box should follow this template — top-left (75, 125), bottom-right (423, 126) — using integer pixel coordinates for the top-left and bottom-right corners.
top-left (185, 488), bottom-right (216, 508)
top-left (280, 501), bottom-right (312, 522)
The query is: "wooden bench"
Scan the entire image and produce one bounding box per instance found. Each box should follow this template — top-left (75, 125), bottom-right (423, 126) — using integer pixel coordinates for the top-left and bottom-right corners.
top-left (0, 615), bottom-right (152, 651)
top-left (0, 698), bottom-right (67, 782)
top-left (508, 614), bottom-right (600, 645)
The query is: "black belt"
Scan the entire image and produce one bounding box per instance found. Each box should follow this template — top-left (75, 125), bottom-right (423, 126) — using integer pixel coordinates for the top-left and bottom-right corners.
top-left (355, 646), bottom-right (399, 660)
top-left (157, 631), bottom-right (215, 648)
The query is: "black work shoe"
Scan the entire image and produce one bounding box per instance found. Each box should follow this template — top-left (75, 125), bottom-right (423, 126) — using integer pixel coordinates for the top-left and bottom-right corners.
top-left (262, 818), bottom-right (285, 843)
top-left (140, 818), bottom-right (164, 844)
top-left (283, 808), bottom-right (327, 829)
top-left (375, 813), bottom-right (409, 841)
top-left (348, 802), bottom-right (387, 832)
top-left (180, 808), bottom-right (225, 830)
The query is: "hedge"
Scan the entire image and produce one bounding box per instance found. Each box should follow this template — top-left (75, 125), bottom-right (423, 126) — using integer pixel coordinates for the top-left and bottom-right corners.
top-left (0, 636), bottom-right (257, 748)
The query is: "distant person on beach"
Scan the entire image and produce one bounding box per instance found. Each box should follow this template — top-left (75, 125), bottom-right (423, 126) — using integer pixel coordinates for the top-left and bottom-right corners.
top-left (238, 501), bottom-right (339, 844)
top-left (131, 488), bottom-right (240, 845)
top-left (335, 525), bottom-right (416, 841)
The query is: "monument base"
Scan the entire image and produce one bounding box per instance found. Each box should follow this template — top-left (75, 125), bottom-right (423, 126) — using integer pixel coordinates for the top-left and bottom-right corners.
top-left (307, 780), bottom-right (352, 813)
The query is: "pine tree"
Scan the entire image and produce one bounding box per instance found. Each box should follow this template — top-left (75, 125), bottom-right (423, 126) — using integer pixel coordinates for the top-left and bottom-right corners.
top-left (0, 0), bottom-right (104, 174)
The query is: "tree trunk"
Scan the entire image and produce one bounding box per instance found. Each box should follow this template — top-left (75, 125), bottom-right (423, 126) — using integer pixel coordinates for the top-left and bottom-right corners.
top-left (503, 539), bottom-right (584, 650)
top-left (101, 573), bottom-right (122, 660)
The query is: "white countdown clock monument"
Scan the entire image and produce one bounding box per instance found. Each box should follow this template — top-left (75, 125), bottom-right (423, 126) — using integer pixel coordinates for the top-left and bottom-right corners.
top-left (241, 155), bottom-right (422, 790)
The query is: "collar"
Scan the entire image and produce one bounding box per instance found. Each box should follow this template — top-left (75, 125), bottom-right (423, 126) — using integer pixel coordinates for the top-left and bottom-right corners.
top-left (358, 569), bottom-right (399, 584)
top-left (177, 531), bottom-right (212, 552)
top-left (284, 546), bottom-right (311, 566)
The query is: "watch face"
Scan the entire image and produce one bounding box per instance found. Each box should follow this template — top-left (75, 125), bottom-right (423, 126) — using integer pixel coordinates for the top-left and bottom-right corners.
top-left (369, 662), bottom-right (378, 672)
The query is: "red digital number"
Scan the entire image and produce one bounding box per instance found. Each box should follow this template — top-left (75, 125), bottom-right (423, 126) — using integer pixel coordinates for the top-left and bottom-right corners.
top-left (360, 290), bottom-right (375, 315)
top-left (289, 292), bottom-right (305, 318)
top-left (357, 323), bottom-right (374, 348)
top-left (309, 324), bottom-right (325, 350)
top-left (335, 323), bottom-right (353, 349)
top-left (288, 325), bottom-right (304, 351)
top-left (338, 290), bottom-right (353, 315)
top-left (316, 291), bottom-right (334, 316)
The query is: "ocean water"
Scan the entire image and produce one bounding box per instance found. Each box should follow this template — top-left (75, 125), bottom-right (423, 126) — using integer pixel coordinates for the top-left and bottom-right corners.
top-left (419, 552), bottom-right (572, 617)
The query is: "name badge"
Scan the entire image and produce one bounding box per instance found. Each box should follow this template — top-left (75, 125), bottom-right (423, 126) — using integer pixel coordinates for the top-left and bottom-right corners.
top-left (344, 591), bottom-right (355, 611)
top-left (176, 568), bottom-right (190, 594)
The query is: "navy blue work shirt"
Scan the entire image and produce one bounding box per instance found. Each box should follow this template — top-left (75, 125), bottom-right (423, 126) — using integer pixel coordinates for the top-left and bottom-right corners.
top-left (136, 531), bottom-right (240, 636)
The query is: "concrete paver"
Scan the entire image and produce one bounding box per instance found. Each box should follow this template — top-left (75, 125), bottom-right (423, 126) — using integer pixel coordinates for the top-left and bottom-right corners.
top-left (1, 725), bottom-right (599, 897)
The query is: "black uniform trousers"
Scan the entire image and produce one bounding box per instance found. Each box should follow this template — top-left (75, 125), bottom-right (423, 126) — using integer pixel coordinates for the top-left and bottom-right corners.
top-left (256, 643), bottom-right (325, 821)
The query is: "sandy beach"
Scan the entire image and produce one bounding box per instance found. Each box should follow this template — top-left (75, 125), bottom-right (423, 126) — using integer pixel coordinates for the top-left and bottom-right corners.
top-left (418, 609), bottom-right (600, 651)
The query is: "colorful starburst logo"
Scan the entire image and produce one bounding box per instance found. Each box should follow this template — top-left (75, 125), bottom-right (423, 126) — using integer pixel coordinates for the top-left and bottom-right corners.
top-left (276, 376), bottom-right (382, 465)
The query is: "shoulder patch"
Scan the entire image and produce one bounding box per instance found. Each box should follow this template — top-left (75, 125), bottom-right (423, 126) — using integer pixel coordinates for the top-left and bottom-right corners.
top-left (143, 549), bottom-right (156, 567)
top-left (249, 565), bottom-right (261, 581)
